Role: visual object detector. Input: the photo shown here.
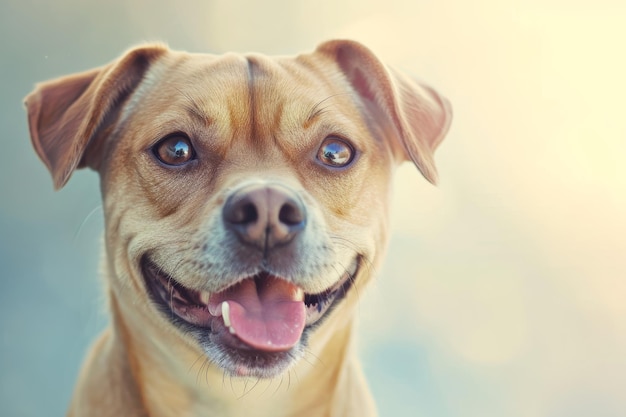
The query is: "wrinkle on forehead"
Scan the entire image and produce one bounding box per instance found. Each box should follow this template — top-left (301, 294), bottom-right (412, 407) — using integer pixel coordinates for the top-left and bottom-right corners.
top-left (173, 54), bottom-right (254, 141)
top-left (123, 50), bottom-right (368, 169)
top-left (237, 55), bottom-right (353, 153)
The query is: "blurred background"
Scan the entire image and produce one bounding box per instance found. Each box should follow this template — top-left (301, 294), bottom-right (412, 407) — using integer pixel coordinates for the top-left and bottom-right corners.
top-left (1, 0), bottom-right (625, 416)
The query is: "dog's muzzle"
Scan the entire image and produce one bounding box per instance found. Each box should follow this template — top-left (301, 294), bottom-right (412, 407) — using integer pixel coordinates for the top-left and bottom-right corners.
top-left (141, 182), bottom-right (360, 375)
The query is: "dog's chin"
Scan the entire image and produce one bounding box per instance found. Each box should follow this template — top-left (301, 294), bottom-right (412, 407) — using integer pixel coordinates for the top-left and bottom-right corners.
top-left (140, 255), bottom-right (359, 378)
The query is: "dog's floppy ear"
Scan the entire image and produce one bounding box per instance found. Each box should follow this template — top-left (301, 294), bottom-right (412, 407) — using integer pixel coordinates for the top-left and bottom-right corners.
top-left (316, 40), bottom-right (452, 184)
top-left (24, 44), bottom-right (168, 190)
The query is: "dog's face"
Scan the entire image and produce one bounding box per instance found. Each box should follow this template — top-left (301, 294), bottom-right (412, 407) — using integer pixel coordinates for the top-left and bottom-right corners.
top-left (25, 40), bottom-right (451, 378)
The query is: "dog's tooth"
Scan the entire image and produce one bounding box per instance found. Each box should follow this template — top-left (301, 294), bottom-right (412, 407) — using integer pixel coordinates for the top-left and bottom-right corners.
top-left (200, 291), bottom-right (210, 305)
top-left (221, 302), bottom-right (236, 334)
top-left (221, 301), bottom-right (231, 327)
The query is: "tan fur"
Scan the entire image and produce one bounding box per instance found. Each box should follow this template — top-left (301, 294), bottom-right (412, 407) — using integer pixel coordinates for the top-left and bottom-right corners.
top-left (25, 40), bottom-right (451, 417)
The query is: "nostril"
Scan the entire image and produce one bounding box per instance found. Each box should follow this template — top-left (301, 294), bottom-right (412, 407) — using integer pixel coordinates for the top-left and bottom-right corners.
top-left (241, 202), bottom-right (258, 224)
top-left (226, 200), bottom-right (258, 225)
top-left (278, 201), bottom-right (304, 226)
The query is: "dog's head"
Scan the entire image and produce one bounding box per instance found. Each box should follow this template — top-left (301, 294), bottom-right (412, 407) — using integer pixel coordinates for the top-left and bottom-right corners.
top-left (25, 40), bottom-right (451, 378)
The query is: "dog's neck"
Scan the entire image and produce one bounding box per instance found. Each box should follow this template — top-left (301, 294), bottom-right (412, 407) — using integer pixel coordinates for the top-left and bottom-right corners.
top-left (101, 288), bottom-right (375, 417)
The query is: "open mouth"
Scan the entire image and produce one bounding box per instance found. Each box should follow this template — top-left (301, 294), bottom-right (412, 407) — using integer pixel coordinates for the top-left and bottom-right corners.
top-left (141, 255), bottom-right (358, 369)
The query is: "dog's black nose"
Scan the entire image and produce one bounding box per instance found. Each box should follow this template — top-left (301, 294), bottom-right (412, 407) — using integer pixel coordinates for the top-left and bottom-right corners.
top-left (223, 184), bottom-right (306, 250)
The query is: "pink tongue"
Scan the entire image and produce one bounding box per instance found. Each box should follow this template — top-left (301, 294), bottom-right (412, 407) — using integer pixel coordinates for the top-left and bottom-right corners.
top-left (212, 276), bottom-right (306, 352)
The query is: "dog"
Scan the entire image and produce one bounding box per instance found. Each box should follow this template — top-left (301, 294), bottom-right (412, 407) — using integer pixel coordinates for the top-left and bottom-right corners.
top-left (25, 39), bottom-right (451, 417)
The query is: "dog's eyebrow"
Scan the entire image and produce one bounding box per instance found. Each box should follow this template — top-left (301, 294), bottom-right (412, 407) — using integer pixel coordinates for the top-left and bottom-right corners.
top-left (176, 88), bottom-right (213, 126)
top-left (305, 93), bottom-right (350, 126)
top-left (185, 103), bottom-right (213, 126)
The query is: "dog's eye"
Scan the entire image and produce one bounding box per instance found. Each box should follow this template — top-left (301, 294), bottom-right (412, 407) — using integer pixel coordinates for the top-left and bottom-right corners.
top-left (317, 137), bottom-right (354, 167)
top-left (153, 135), bottom-right (195, 166)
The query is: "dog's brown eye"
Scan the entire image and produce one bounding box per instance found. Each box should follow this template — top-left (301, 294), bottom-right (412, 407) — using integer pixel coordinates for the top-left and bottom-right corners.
top-left (317, 137), bottom-right (354, 167)
top-left (154, 135), bottom-right (195, 166)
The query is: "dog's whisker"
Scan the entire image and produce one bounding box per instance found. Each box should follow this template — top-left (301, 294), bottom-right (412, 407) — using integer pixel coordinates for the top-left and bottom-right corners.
top-left (256, 374), bottom-right (276, 399)
top-left (73, 205), bottom-right (103, 243)
top-left (195, 356), bottom-right (209, 387)
top-left (286, 370), bottom-right (292, 392)
top-left (229, 373), bottom-right (236, 397)
top-left (238, 376), bottom-right (261, 399)
top-left (306, 92), bottom-right (352, 122)
top-left (334, 258), bottom-right (364, 311)
top-left (203, 358), bottom-right (213, 387)
top-left (302, 348), bottom-right (325, 369)
top-left (292, 367), bottom-right (301, 386)
top-left (202, 358), bottom-right (210, 388)
top-left (188, 352), bottom-right (206, 374)
top-left (197, 359), bottom-right (207, 387)
top-left (271, 375), bottom-right (285, 398)
top-left (167, 258), bottom-right (187, 319)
